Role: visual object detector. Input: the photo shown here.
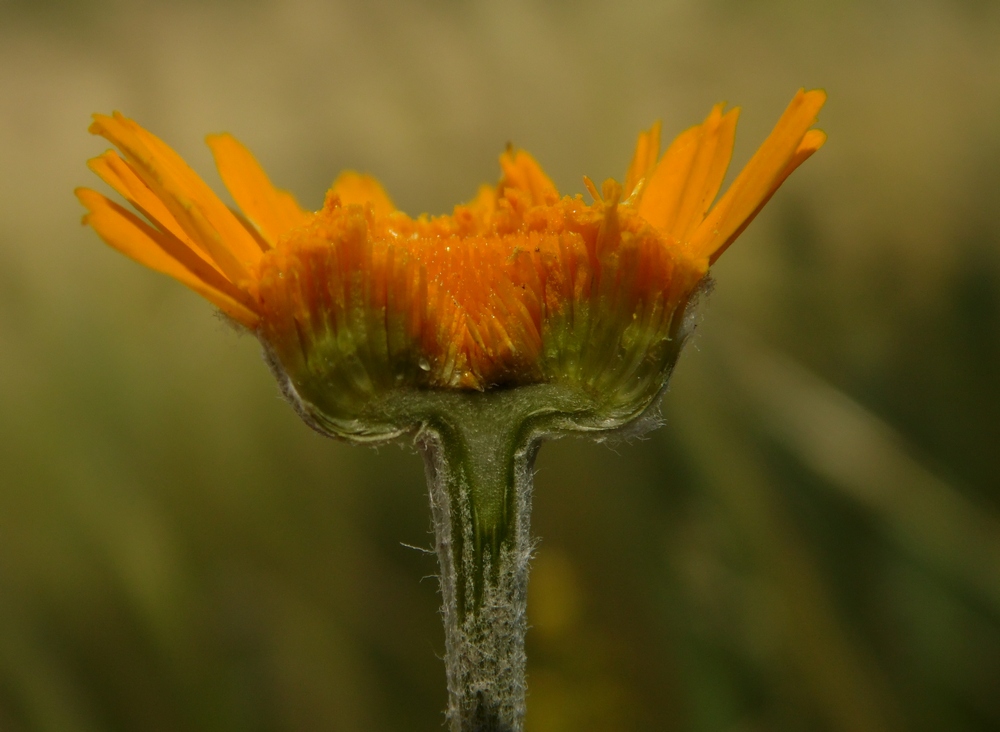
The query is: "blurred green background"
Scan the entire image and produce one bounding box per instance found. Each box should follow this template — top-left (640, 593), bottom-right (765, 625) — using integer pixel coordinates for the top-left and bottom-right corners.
top-left (1, 0), bottom-right (999, 730)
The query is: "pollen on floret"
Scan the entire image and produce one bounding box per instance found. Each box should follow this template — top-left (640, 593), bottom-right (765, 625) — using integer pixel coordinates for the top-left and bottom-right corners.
top-left (254, 164), bottom-right (703, 410)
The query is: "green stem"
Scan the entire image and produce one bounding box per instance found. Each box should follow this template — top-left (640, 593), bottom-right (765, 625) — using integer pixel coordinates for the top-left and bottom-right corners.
top-left (417, 391), bottom-right (543, 732)
top-left (285, 364), bottom-right (674, 728)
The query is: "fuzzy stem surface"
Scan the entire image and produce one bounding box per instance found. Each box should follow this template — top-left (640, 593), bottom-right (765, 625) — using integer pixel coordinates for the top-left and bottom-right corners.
top-left (418, 392), bottom-right (542, 732)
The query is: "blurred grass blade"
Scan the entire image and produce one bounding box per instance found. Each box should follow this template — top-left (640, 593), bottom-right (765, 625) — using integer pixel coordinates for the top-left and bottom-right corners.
top-left (723, 330), bottom-right (1000, 612)
top-left (0, 600), bottom-right (102, 732)
top-left (670, 375), bottom-right (903, 732)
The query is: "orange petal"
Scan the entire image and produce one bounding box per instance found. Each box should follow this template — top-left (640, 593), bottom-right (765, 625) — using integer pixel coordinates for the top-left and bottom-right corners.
top-left (636, 103), bottom-right (741, 241)
top-left (623, 120), bottom-right (662, 197)
top-left (456, 183), bottom-right (497, 230)
top-left (636, 119), bottom-right (704, 233)
top-left (206, 133), bottom-right (309, 246)
top-left (690, 89), bottom-right (827, 263)
top-left (499, 149), bottom-right (559, 206)
top-left (76, 187), bottom-right (259, 327)
top-left (706, 127), bottom-right (826, 265)
top-left (669, 106), bottom-right (739, 243)
top-left (466, 184), bottom-right (497, 217)
top-left (87, 150), bottom-right (220, 273)
top-left (329, 171), bottom-right (396, 218)
top-left (90, 113), bottom-right (263, 283)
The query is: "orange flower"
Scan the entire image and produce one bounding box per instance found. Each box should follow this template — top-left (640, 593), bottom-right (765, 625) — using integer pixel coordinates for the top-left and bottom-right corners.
top-left (78, 90), bottom-right (825, 436)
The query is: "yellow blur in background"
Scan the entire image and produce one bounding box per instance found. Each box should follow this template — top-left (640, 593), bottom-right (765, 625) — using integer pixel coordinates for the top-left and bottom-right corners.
top-left (1, 0), bottom-right (999, 730)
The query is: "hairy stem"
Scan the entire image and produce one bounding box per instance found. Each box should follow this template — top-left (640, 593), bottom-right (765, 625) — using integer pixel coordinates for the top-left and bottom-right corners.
top-left (418, 394), bottom-right (540, 732)
top-left (303, 378), bottom-right (657, 729)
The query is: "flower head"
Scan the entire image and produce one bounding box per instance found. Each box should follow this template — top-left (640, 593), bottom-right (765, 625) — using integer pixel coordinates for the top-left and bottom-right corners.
top-left (78, 90), bottom-right (825, 440)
